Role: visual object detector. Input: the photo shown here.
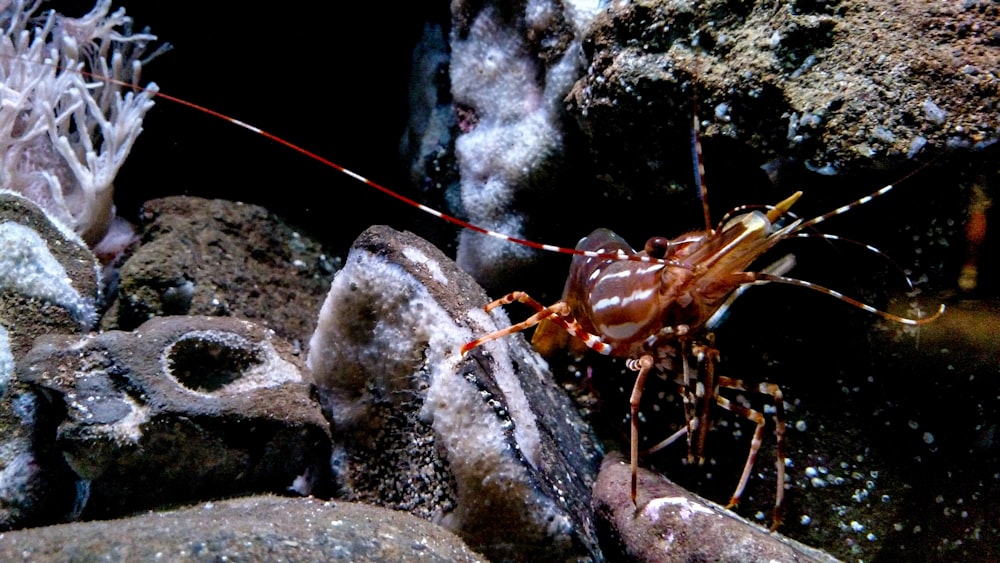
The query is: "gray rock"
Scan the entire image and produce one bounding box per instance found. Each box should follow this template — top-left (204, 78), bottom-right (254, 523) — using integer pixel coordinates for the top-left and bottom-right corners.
top-left (17, 316), bottom-right (331, 520)
top-left (0, 382), bottom-right (80, 531)
top-left (593, 452), bottom-right (841, 563)
top-left (404, 0), bottom-right (989, 303)
top-left (0, 191), bottom-right (100, 530)
top-left (307, 225), bottom-right (603, 561)
top-left (0, 495), bottom-right (487, 562)
top-left (571, 0), bottom-right (999, 185)
top-left (105, 196), bottom-right (337, 349)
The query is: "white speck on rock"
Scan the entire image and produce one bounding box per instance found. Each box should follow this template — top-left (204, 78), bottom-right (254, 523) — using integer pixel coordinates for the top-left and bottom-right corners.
top-left (922, 98), bottom-right (947, 125)
top-left (0, 221), bottom-right (96, 327)
top-left (643, 495), bottom-right (714, 523)
top-left (0, 324), bottom-right (11, 396)
top-left (403, 246), bottom-right (448, 285)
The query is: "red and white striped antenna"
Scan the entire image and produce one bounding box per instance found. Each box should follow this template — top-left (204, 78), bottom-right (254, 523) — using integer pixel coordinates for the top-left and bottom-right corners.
top-left (6, 35), bottom-right (942, 325)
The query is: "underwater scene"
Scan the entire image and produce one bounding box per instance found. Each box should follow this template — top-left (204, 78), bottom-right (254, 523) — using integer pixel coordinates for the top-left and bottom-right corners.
top-left (0, 1), bottom-right (997, 561)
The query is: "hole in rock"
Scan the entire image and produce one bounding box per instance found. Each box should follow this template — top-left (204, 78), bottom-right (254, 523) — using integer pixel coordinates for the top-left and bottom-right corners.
top-left (166, 331), bottom-right (263, 392)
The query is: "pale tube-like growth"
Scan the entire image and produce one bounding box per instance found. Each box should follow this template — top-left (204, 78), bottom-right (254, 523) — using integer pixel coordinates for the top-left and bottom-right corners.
top-left (0, 0), bottom-right (159, 250)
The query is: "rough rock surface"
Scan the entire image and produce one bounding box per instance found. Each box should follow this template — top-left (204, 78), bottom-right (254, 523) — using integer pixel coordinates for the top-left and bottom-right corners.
top-left (0, 191), bottom-right (100, 530)
top-left (571, 0), bottom-right (999, 188)
top-left (0, 381), bottom-right (79, 531)
top-left (405, 2), bottom-right (996, 560)
top-left (307, 225), bottom-right (603, 561)
top-left (0, 495), bottom-right (487, 562)
top-left (0, 325), bottom-right (10, 391)
top-left (405, 0), bottom-right (996, 303)
top-left (593, 452), bottom-right (840, 563)
top-left (0, 1), bottom-right (992, 559)
top-left (0, 190), bottom-right (100, 357)
top-left (16, 316), bottom-right (330, 520)
top-left (104, 196), bottom-right (337, 349)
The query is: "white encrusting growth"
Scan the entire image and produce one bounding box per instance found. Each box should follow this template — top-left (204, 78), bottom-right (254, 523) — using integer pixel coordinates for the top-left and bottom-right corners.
top-left (642, 495), bottom-right (715, 523)
top-left (402, 246), bottom-right (448, 285)
top-left (0, 221), bottom-right (96, 328)
top-left (447, 1), bottom-right (606, 283)
top-left (308, 247), bottom-right (568, 538)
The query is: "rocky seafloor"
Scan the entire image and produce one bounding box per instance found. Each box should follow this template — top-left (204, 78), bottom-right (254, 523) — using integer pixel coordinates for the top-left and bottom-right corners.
top-left (2, 0), bottom-right (999, 561)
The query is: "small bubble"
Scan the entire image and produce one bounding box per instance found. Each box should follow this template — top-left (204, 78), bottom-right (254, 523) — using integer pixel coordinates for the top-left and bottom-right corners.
top-left (755, 511), bottom-right (765, 521)
top-left (805, 467), bottom-right (818, 478)
top-left (795, 420), bottom-right (807, 432)
top-left (851, 521), bottom-right (865, 532)
top-left (923, 432), bottom-right (935, 444)
top-left (800, 514), bottom-right (812, 525)
top-left (881, 494), bottom-right (891, 503)
top-left (810, 477), bottom-right (827, 488)
top-left (908, 420), bottom-right (919, 430)
top-left (936, 495), bottom-right (945, 503)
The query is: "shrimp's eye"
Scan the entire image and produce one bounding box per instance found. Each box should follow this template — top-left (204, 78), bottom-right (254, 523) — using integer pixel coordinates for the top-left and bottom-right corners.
top-left (644, 236), bottom-right (670, 259)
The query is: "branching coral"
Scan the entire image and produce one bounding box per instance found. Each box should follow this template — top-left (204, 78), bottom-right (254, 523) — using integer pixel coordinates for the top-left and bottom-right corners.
top-left (0, 0), bottom-right (159, 252)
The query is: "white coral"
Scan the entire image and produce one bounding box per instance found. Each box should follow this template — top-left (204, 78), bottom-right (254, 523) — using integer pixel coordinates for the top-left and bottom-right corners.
top-left (0, 0), bottom-right (158, 247)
